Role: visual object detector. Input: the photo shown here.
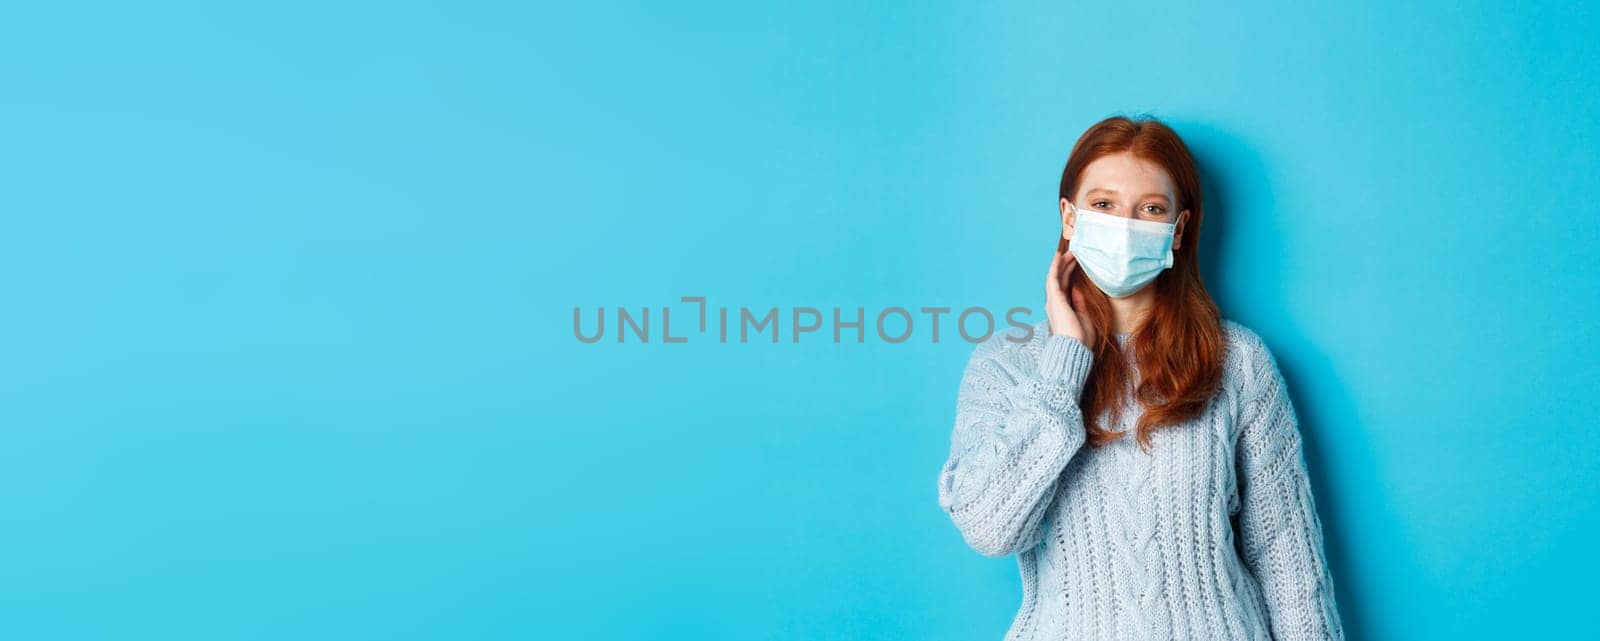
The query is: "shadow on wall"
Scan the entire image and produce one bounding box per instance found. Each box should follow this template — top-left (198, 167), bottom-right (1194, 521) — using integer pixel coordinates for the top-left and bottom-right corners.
top-left (1174, 118), bottom-right (1401, 641)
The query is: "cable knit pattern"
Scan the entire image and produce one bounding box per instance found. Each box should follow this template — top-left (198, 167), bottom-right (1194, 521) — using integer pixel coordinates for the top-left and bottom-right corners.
top-left (936, 318), bottom-right (1343, 641)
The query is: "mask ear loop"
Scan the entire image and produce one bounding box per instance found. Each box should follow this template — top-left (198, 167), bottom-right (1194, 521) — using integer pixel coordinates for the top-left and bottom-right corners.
top-left (1160, 219), bottom-right (1178, 268)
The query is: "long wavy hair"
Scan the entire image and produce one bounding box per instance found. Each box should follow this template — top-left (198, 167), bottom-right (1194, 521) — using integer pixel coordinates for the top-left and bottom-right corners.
top-left (1056, 115), bottom-right (1226, 451)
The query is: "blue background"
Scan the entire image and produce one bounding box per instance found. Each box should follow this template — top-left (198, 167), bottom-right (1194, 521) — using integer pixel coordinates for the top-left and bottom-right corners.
top-left (4, 1), bottom-right (1597, 639)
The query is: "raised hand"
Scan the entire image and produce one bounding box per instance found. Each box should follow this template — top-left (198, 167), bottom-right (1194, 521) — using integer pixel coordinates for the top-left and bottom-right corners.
top-left (1045, 249), bottom-right (1097, 346)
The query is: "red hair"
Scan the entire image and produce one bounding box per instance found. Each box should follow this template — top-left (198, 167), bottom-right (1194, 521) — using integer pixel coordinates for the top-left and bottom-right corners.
top-left (1056, 115), bottom-right (1226, 450)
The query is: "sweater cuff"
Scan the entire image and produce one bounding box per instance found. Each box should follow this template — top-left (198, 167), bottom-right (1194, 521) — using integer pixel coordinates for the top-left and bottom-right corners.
top-left (1038, 333), bottom-right (1095, 392)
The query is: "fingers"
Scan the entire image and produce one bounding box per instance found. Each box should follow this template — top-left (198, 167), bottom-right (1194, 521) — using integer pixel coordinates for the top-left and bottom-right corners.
top-left (1046, 251), bottom-right (1064, 295)
top-left (1058, 251), bottom-right (1077, 295)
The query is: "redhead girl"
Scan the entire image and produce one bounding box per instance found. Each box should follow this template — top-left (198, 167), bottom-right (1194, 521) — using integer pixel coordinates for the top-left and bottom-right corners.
top-left (937, 115), bottom-right (1344, 641)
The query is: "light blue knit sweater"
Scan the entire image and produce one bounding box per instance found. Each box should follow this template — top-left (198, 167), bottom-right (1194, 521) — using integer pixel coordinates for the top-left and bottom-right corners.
top-left (937, 319), bottom-right (1344, 641)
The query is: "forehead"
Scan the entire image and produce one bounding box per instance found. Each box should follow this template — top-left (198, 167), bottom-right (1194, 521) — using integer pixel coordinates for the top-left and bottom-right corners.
top-left (1077, 152), bottom-right (1176, 201)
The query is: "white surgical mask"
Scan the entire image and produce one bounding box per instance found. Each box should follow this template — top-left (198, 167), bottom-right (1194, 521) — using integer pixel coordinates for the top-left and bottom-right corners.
top-left (1067, 204), bottom-right (1177, 298)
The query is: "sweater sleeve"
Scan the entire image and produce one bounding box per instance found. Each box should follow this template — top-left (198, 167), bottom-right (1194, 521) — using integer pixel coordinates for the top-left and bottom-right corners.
top-left (936, 331), bottom-right (1095, 557)
top-left (1234, 339), bottom-right (1345, 641)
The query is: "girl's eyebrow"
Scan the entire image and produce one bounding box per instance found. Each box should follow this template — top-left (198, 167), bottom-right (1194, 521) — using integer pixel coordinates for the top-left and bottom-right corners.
top-left (1087, 187), bottom-right (1171, 203)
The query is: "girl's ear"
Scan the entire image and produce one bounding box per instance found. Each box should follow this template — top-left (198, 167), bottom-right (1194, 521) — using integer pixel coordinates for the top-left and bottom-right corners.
top-left (1173, 209), bottom-right (1191, 250)
top-left (1060, 197), bottom-right (1075, 240)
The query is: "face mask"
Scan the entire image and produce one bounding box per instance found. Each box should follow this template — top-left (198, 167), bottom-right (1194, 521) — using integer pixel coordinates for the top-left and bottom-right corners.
top-left (1067, 204), bottom-right (1177, 298)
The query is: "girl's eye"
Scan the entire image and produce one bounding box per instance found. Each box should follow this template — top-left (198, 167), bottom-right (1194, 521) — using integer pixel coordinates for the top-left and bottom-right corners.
top-left (1093, 200), bottom-right (1111, 208)
top-left (1143, 204), bottom-right (1166, 214)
